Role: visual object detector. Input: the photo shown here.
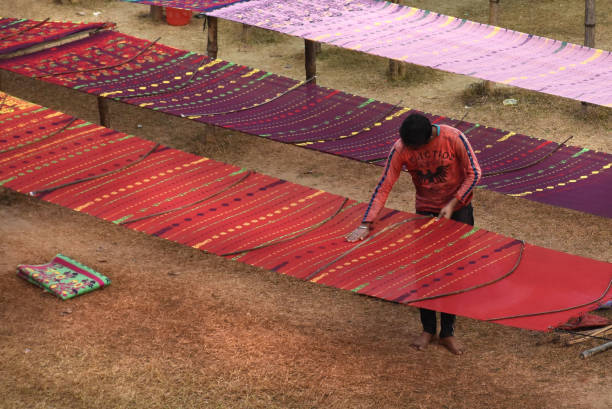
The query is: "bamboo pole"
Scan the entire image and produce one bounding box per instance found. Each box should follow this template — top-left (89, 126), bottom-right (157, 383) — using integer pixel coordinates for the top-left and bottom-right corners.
top-left (483, 0), bottom-right (500, 94)
top-left (97, 96), bottom-right (110, 128)
top-left (582, 0), bottom-right (595, 111)
top-left (207, 16), bottom-right (218, 59)
top-left (580, 341), bottom-right (612, 359)
top-left (305, 39), bottom-right (317, 84)
top-left (150, 5), bottom-right (163, 22)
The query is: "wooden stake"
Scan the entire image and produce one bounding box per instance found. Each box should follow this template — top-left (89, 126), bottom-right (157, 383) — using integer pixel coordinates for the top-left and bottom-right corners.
top-left (489, 0), bottom-right (500, 26)
top-left (566, 324), bottom-right (612, 345)
top-left (97, 96), bottom-right (110, 128)
top-left (582, 0), bottom-right (595, 111)
top-left (207, 16), bottom-right (218, 59)
top-left (388, 0), bottom-right (403, 80)
top-left (305, 39), bottom-right (317, 84)
top-left (150, 5), bottom-right (163, 22)
top-left (584, 0), bottom-right (596, 47)
top-left (484, 0), bottom-right (500, 94)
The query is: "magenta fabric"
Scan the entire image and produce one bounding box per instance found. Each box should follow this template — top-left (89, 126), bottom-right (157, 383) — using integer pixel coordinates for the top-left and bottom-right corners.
top-left (0, 30), bottom-right (611, 219)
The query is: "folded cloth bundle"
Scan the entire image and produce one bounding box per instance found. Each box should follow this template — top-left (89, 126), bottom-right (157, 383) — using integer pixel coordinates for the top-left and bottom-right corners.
top-left (17, 254), bottom-right (110, 300)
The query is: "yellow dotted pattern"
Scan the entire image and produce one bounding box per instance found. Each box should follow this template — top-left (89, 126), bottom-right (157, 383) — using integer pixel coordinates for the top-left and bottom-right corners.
top-left (419, 247), bottom-right (519, 298)
top-left (25, 138), bottom-right (139, 195)
top-left (315, 6), bottom-right (417, 41)
top-left (484, 26), bottom-right (501, 39)
top-left (193, 190), bottom-right (325, 249)
top-left (439, 16), bottom-right (455, 28)
top-left (1, 111), bottom-right (65, 135)
top-left (390, 237), bottom-right (500, 292)
top-left (474, 131), bottom-right (515, 154)
top-left (99, 58), bottom-right (223, 98)
top-left (502, 47), bottom-right (603, 84)
top-left (509, 162), bottom-right (611, 197)
top-left (0, 94), bottom-right (35, 114)
top-left (296, 107), bottom-right (412, 146)
top-left (310, 217), bottom-right (438, 283)
top-left (241, 69), bottom-right (260, 78)
top-left (186, 78), bottom-right (310, 120)
top-left (0, 126), bottom-right (99, 166)
top-left (74, 158), bottom-right (208, 211)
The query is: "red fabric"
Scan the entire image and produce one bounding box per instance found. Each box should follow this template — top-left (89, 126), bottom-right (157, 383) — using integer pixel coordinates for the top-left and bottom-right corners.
top-left (557, 313), bottom-right (610, 330)
top-left (1, 93), bottom-right (610, 332)
top-left (0, 18), bottom-right (113, 54)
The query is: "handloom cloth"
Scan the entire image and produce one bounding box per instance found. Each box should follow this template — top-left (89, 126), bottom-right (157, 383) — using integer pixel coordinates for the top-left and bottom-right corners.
top-left (17, 254), bottom-right (110, 300)
top-left (1, 92), bottom-right (610, 331)
top-left (1, 29), bottom-right (610, 218)
top-left (209, 0), bottom-right (612, 107)
top-left (0, 18), bottom-right (112, 55)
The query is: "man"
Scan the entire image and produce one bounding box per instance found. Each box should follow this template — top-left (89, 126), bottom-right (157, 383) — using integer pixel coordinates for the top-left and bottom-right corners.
top-left (346, 113), bottom-right (481, 355)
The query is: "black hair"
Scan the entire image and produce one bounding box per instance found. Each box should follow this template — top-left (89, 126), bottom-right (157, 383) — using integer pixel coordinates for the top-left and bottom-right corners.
top-left (399, 113), bottom-right (432, 147)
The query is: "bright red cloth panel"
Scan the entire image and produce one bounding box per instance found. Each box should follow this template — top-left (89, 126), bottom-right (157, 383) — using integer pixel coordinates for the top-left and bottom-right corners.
top-left (1, 93), bottom-right (610, 331)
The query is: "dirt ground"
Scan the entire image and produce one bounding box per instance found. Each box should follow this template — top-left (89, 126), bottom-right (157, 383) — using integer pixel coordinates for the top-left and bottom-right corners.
top-left (0, 1), bottom-right (611, 408)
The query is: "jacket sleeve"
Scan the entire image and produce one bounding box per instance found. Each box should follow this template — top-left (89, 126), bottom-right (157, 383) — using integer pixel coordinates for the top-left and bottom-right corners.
top-left (362, 143), bottom-right (404, 223)
top-left (453, 132), bottom-right (481, 205)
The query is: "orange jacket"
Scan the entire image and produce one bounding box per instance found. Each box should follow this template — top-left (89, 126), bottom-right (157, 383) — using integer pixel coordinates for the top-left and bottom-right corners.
top-left (362, 124), bottom-right (481, 222)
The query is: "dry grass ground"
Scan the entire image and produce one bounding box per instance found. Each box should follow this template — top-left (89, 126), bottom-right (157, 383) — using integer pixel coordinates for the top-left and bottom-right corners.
top-left (0, 1), bottom-right (611, 408)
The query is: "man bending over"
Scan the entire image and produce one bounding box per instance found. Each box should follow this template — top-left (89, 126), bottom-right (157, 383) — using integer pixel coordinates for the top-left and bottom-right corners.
top-left (346, 113), bottom-right (481, 355)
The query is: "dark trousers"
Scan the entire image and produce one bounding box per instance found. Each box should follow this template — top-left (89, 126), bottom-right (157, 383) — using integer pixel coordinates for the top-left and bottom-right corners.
top-left (416, 203), bottom-right (474, 338)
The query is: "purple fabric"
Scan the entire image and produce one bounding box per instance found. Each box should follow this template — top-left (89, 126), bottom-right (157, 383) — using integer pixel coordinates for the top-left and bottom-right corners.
top-left (208, 0), bottom-right (612, 107)
top-left (1, 30), bottom-right (610, 218)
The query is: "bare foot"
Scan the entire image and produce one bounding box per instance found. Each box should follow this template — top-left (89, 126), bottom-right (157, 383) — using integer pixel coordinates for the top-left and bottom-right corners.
top-left (411, 331), bottom-right (435, 351)
top-left (439, 336), bottom-right (463, 355)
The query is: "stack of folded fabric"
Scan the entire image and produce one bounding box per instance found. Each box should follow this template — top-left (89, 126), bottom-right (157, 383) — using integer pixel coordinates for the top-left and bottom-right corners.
top-left (17, 254), bottom-right (110, 300)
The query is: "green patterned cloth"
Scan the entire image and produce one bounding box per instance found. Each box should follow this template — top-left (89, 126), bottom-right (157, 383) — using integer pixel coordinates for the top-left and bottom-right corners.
top-left (17, 254), bottom-right (110, 300)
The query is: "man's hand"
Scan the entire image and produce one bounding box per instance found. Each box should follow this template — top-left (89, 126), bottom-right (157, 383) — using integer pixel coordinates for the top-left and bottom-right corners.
top-left (438, 198), bottom-right (459, 220)
top-left (345, 224), bottom-right (371, 242)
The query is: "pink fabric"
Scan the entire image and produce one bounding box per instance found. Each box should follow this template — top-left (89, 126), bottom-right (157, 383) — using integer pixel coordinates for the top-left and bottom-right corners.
top-left (210, 0), bottom-right (612, 107)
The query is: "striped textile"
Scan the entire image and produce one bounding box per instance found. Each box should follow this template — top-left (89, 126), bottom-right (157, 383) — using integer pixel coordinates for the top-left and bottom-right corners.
top-left (207, 0), bottom-right (612, 107)
top-left (1, 30), bottom-right (611, 218)
top-left (0, 17), bottom-right (112, 55)
top-left (1, 92), bottom-right (611, 331)
top-left (120, 0), bottom-right (251, 12)
top-left (17, 254), bottom-right (111, 300)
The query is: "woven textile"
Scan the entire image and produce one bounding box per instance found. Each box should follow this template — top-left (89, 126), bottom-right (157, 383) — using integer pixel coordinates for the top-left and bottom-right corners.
top-left (121, 0), bottom-right (251, 12)
top-left (1, 30), bottom-right (610, 218)
top-left (207, 0), bottom-right (612, 107)
top-left (17, 254), bottom-right (111, 300)
top-left (0, 18), bottom-right (112, 54)
top-left (1, 93), bottom-right (610, 331)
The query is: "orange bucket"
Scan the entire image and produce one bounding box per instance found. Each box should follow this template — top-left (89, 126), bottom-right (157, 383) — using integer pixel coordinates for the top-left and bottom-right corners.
top-left (166, 7), bottom-right (192, 26)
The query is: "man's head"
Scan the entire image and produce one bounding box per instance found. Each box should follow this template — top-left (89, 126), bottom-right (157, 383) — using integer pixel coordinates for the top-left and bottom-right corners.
top-left (399, 113), bottom-right (432, 147)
